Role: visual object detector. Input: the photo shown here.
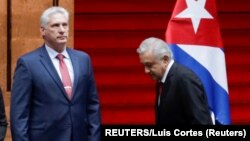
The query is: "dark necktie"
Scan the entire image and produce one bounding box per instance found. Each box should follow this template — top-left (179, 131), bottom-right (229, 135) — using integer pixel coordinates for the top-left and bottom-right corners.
top-left (56, 54), bottom-right (72, 100)
top-left (158, 82), bottom-right (164, 106)
top-left (159, 83), bottom-right (164, 96)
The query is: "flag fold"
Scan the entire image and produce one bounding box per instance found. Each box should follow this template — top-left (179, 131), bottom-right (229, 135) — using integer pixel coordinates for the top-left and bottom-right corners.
top-left (166, 0), bottom-right (231, 124)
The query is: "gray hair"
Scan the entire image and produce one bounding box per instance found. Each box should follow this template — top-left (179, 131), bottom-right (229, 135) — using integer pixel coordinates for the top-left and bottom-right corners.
top-left (137, 37), bottom-right (173, 60)
top-left (40, 6), bottom-right (69, 27)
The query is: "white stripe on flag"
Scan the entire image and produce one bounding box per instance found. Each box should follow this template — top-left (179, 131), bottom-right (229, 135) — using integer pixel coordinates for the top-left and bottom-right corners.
top-left (177, 44), bottom-right (228, 93)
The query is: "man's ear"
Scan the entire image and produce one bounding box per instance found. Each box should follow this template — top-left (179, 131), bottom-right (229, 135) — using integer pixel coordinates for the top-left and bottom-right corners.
top-left (162, 55), bottom-right (169, 64)
top-left (40, 27), bottom-right (45, 36)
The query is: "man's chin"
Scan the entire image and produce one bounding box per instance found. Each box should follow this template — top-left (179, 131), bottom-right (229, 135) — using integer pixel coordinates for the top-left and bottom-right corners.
top-left (56, 40), bottom-right (67, 45)
top-left (152, 76), bottom-right (162, 82)
top-left (150, 76), bottom-right (158, 81)
top-left (57, 39), bottom-right (67, 43)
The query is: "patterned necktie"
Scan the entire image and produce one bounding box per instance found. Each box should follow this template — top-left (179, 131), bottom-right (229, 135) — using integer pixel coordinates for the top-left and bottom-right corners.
top-left (56, 54), bottom-right (72, 100)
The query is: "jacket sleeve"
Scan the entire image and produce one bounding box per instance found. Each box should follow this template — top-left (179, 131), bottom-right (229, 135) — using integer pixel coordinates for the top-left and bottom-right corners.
top-left (10, 58), bottom-right (32, 141)
top-left (86, 57), bottom-right (101, 141)
top-left (179, 72), bottom-right (213, 125)
top-left (0, 88), bottom-right (7, 141)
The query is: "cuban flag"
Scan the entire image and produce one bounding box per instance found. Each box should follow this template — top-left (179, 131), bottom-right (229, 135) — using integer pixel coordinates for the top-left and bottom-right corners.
top-left (166, 0), bottom-right (231, 124)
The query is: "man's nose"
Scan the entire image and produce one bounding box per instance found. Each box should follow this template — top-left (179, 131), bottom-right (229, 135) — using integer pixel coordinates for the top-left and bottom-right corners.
top-left (58, 25), bottom-right (66, 32)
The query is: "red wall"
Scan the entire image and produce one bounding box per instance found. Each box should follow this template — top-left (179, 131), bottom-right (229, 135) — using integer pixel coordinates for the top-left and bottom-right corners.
top-left (74, 0), bottom-right (250, 124)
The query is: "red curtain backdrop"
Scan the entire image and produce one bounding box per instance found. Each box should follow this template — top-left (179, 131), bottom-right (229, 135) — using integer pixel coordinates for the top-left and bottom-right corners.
top-left (74, 0), bottom-right (250, 124)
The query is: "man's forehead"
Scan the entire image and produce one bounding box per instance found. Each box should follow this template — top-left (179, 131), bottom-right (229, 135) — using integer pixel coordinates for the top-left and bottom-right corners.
top-left (48, 14), bottom-right (68, 22)
top-left (140, 55), bottom-right (156, 65)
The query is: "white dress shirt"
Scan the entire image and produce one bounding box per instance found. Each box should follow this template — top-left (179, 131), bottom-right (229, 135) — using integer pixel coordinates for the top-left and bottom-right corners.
top-left (45, 45), bottom-right (74, 85)
top-left (158, 59), bottom-right (174, 106)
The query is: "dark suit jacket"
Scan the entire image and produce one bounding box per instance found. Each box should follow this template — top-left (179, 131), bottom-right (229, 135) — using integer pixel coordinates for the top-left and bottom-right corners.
top-left (0, 88), bottom-right (7, 141)
top-left (155, 62), bottom-right (213, 125)
top-left (11, 45), bottom-right (101, 141)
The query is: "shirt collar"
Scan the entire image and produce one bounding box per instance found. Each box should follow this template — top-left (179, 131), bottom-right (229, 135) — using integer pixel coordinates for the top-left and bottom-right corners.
top-left (161, 59), bottom-right (174, 83)
top-left (45, 44), bottom-right (70, 59)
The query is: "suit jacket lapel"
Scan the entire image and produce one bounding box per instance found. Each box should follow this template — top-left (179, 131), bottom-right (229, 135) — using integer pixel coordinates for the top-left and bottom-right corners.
top-left (163, 62), bottom-right (176, 94)
top-left (39, 46), bottom-right (69, 100)
top-left (158, 62), bottom-right (176, 109)
top-left (67, 48), bottom-right (79, 100)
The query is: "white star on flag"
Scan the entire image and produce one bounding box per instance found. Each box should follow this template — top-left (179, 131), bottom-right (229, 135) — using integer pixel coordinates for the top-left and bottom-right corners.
top-left (175, 0), bottom-right (213, 33)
